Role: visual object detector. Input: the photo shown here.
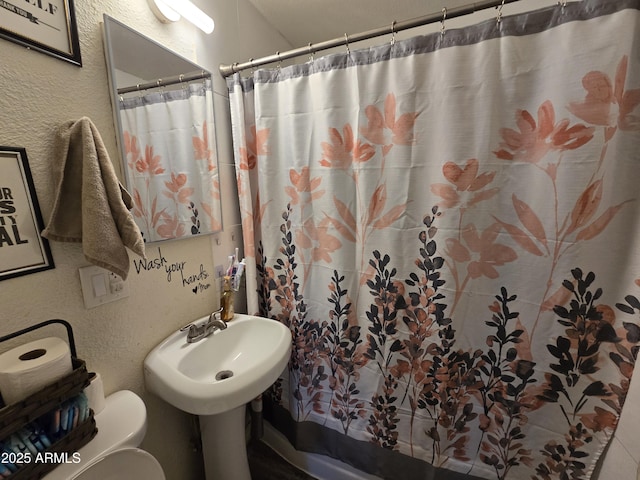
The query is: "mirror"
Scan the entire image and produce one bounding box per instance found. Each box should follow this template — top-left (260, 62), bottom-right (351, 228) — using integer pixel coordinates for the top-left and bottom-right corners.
top-left (102, 15), bottom-right (222, 243)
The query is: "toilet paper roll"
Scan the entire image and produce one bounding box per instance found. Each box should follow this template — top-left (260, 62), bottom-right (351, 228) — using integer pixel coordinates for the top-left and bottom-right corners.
top-left (0, 337), bottom-right (73, 405)
top-left (84, 371), bottom-right (105, 414)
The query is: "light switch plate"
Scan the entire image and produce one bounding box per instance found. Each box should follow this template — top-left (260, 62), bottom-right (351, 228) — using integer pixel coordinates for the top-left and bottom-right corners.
top-left (78, 265), bottom-right (129, 309)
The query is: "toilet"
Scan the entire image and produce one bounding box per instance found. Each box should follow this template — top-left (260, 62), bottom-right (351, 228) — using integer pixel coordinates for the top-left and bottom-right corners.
top-left (43, 390), bottom-right (165, 480)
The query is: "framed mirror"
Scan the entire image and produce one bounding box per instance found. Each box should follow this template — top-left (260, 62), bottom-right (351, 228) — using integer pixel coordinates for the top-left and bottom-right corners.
top-left (102, 14), bottom-right (222, 243)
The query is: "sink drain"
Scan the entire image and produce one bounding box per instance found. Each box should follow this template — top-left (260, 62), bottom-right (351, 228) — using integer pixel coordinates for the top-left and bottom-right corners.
top-left (215, 370), bottom-right (234, 381)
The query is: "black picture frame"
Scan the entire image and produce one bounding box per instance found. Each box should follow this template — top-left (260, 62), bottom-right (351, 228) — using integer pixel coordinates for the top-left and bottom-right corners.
top-left (0, 0), bottom-right (82, 66)
top-left (0, 147), bottom-right (55, 281)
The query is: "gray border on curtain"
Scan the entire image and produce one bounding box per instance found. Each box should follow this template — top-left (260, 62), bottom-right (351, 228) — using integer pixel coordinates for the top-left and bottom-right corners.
top-left (265, 403), bottom-right (486, 480)
top-left (119, 80), bottom-right (213, 110)
top-left (227, 0), bottom-right (640, 92)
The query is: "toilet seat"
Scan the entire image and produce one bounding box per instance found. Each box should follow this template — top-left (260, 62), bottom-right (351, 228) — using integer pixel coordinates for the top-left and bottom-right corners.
top-left (72, 448), bottom-right (164, 480)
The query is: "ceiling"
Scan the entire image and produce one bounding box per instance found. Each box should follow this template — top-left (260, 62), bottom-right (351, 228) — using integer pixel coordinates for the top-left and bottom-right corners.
top-left (246, 0), bottom-right (474, 48)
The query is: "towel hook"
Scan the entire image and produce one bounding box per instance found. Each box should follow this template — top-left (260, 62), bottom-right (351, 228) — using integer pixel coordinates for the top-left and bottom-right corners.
top-left (440, 8), bottom-right (447, 37)
top-left (390, 20), bottom-right (397, 46)
top-left (344, 33), bottom-right (350, 55)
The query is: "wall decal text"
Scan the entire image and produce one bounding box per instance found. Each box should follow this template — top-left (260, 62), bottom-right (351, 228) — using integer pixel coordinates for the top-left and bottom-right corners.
top-left (133, 247), bottom-right (212, 294)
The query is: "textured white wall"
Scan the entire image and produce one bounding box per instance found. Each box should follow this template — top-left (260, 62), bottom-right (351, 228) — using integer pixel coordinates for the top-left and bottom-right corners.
top-left (0, 1), bottom-right (290, 479)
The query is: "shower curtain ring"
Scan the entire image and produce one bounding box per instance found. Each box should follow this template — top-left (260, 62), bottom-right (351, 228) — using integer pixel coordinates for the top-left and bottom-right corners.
top-left (390, 20), bottom-right (397, 46)
top-left (308, 43), bottom-right (315, 63)
top-left (249, 58), bottom-right (255, 74)
top-left (557, 0), bottom-right (567, 10)
top-left (344, 33), bottom-right (350, 54)
top-left (440, 8), bottom-right (447, 37)
top-left (497, 0), bottom-right (505, 24)
top-left (275, 51), bottom-right (282, 70)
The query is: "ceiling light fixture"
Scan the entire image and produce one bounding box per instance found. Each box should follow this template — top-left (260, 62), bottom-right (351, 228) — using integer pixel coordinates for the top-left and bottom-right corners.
top-left (148, 0), bottom-right (215, 34)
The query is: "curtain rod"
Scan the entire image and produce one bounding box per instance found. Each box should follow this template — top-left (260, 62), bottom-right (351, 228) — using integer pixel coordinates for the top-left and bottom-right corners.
top-left (117, 70), bottom-right (211, 95)
top-left (219, 0), bottom-right (525, 77)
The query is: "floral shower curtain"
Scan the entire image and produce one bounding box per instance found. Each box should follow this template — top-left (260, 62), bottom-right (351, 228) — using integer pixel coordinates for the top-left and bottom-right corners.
top-left (119, 80), bottom-right (221, 242)
top-left (228, 1), bottom-right (640, 478)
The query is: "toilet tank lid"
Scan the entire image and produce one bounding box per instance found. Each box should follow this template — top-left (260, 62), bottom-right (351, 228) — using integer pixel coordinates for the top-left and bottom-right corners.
top-left (42, 390), bottom-right (148, 480)
top-left (93, 390), bottom-right (148, 449)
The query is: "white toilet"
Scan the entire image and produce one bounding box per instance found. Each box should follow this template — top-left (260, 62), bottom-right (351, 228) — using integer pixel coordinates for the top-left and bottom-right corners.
top-left (43, 390), bottom-right (165, 480)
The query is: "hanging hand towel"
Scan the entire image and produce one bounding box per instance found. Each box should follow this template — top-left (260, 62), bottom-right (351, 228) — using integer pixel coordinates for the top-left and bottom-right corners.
top-left (42, 117), bottom-right (145, 279)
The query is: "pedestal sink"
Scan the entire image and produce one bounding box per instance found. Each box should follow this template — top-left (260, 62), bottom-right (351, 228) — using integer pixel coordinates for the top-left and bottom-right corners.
top-left (144, 314), bottom-right (292, 480)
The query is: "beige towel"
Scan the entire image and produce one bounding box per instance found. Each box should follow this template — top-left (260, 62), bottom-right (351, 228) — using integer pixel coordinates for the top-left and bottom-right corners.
top-left (42, 117), bottom-right (145, 280)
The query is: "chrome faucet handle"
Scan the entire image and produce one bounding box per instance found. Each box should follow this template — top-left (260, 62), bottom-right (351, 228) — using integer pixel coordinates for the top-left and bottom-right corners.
top-left (180, 323), bottom-right (205, 343)
top-left (208, 307), bottom-right (224, 322)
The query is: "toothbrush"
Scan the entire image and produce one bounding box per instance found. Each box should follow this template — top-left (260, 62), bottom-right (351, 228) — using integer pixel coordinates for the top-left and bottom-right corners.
top-left (226, 255), bottom-right (234, 276)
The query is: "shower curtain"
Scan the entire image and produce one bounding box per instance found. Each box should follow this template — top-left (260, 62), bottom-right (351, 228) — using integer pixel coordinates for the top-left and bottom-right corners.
top-left (228, 0), bottom-right (640, 478)
top-left (119, 80), bottom-right (221, 242)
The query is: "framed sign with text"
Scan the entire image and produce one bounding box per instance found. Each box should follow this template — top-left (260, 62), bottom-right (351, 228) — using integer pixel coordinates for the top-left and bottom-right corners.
top-left (0, 0), bottom-right (81, 66)
top-left (0, 147), bottom-right (55, 281)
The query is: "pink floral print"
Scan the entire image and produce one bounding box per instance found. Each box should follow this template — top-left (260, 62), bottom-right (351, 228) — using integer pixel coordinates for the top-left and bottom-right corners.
top-left (232, 42), bottom-right (640, 480)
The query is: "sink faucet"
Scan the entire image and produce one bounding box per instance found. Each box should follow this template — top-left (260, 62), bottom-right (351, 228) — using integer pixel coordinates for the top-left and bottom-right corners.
top-left (180, 308), bottom-right (227, 343)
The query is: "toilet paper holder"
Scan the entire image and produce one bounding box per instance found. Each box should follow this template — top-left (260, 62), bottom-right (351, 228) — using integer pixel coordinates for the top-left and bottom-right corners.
top-left (0, 319), bottom-right (93, 437)
top-left (0, 319), bottom-right (97, 480)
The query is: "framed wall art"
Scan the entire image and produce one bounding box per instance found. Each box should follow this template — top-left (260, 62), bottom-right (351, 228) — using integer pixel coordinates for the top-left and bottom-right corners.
top-left (0, 0), bottom-right (81, 66)
top-left (0, 147), bottom-right (55, 281)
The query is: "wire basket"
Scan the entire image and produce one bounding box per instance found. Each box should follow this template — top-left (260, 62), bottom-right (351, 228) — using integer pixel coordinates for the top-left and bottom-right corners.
top-left (0, 320), bottom-right (98, 479)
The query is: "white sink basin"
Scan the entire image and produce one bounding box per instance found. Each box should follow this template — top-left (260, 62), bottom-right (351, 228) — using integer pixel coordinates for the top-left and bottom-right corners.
top-left (144, 314), bottom-right (291, 415)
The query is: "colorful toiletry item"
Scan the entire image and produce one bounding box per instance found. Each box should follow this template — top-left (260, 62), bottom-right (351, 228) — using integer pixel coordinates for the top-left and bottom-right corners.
top-left (0, 392), bottom-right (90, 473)
top-left (225, 250), bottom-right (246, 292)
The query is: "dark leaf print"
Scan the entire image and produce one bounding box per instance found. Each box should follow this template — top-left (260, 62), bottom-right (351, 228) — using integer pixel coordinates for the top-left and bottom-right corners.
top-left (582, 381), bottom-right (609, 397)
top-left (624, 322), bottom-right (640, 343)
top-left (596, 323), bottom-right (621, 343)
